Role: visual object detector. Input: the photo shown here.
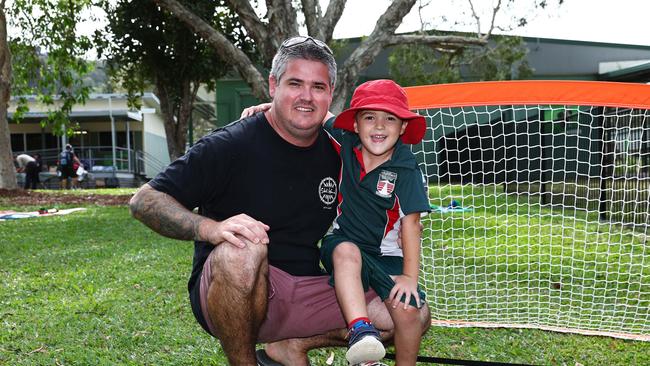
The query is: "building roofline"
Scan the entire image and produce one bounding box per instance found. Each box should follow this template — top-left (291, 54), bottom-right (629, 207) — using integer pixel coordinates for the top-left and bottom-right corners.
top-left (335, 29), bottom-right (650, 50)
top-left (11, 92), bottom-right (160, 106)
top-left (8, 109), bottom-right (141, 123)
top-left (599, 61), bottom-right (650, 81)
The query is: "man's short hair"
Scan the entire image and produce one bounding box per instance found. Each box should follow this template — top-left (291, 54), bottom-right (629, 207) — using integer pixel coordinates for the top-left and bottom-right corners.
top-left (270, 36), bottom-right (337, 88)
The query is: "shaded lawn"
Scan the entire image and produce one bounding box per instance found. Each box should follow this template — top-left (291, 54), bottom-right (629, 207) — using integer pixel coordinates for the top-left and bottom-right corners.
top-left (1, 202), bottom-right (648, 365)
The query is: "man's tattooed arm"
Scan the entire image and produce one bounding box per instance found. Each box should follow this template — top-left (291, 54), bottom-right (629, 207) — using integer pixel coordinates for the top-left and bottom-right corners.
top-left (129, 184), bottom-right (270, 247)
top-left (129, 184), bottom-right (205, 241)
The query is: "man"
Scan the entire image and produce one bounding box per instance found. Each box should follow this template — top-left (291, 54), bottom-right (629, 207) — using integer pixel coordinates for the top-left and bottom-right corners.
top-left (129, 36), bottom-right (430, 365)
top-left (15, 153), bottom-right (40, 189)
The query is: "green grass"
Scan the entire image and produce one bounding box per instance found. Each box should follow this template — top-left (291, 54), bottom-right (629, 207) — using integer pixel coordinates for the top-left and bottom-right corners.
top-left (1, 192), bottom-right (649, 365)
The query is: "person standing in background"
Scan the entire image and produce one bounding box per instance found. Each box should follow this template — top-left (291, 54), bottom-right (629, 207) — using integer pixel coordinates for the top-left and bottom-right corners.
top-left (58, 144), bottom-right (82, 189)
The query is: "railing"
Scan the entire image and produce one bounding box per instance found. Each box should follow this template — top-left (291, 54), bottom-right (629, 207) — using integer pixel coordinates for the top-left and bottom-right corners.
top-left (134, 150), bottom-right (168, 177)
top-left (17, 146), bottom-right (167, 178)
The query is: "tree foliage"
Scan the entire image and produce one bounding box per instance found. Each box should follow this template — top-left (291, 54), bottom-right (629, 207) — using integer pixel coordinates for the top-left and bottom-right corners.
top-left (99, 0), bottom-right (253, 160)
top-left (0, 0), bottom-right (96, 188)
top-left (8, 0), bottom-right (95, 135)
top-left (389, 33), bottom-right (533, 86)
top-left (152, 0), bottom-right (553, 113)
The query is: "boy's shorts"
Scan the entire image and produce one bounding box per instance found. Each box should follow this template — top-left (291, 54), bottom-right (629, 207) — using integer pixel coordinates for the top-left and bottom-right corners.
top-left (321, 233), bottom-right (426, 308)
top-left (193, 249), bottom-right (379, 343)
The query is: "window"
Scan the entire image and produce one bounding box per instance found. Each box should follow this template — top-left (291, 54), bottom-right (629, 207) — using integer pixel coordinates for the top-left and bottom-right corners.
top-left (10, 134), bottom-right (24, 151)
top-left (25, 133), bottom-right (43, 150)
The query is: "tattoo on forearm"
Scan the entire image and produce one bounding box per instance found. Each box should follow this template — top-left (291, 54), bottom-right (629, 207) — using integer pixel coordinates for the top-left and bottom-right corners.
top-left (130, 188), bottom-right (203, 241)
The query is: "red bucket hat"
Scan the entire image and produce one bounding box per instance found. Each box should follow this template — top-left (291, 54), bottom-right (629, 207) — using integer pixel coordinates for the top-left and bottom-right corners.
top-left (333, 79), bottom-right (426, 144)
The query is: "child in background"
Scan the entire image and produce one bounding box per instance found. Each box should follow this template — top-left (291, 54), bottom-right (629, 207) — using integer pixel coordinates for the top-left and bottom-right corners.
top-left (321, 79), bottom-right (430, 365)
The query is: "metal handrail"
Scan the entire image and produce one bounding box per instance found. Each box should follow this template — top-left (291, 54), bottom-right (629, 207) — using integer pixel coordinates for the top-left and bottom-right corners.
top-left (18, 146), bottom-right (167, 177)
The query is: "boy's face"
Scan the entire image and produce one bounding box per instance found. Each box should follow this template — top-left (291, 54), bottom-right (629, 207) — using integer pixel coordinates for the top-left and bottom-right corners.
top-left (354, 110), bottom-right (407, 159)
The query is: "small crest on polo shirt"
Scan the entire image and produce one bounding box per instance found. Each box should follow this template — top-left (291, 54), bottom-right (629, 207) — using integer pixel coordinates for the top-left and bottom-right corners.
top-left (376, 170), bottom-right (397, 198)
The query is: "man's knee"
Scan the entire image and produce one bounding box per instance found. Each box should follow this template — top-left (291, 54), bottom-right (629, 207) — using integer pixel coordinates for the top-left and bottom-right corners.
top-left (367, 295), bottom-right (394, 331)
top-left (209, 241), bottom-right (268, 288)
top-left (367, 297), bottom-right (430, 338)
top-left (418, 302), bottom-right (432, 334)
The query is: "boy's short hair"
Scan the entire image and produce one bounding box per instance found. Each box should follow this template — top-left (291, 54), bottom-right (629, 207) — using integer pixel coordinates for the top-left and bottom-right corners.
top-left (333, 79), bottom-right (425, 144)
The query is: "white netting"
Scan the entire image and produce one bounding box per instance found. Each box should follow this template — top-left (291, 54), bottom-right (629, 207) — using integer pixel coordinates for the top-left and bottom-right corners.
top-left (412, 103), bottom-right (650, 341)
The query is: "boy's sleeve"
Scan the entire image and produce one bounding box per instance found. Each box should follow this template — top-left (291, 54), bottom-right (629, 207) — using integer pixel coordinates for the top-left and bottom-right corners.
top-left (396, 167), bottom-right (431, 215)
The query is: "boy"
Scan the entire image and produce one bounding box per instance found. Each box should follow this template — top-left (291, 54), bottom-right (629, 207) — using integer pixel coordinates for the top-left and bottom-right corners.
top-left (321, 79), bottom-right (430, 365)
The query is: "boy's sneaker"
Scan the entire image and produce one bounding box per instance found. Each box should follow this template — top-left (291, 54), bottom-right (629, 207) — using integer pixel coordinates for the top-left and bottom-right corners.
top-left (346, 321), bottom-right (385, 365)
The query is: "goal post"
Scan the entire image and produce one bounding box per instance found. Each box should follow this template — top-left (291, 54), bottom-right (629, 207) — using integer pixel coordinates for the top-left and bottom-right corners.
top-left (404, 80), bottom-right (650, 341)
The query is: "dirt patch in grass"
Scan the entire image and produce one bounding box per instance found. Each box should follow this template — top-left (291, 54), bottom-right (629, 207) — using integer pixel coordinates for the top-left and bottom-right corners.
top-left (0, 189), bottom-right (131, 207)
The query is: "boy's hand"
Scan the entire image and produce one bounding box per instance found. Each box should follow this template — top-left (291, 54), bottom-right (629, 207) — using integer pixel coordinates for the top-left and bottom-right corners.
top-left (396, 220), bottom-right (423, 248)
top-left (240, 103), bottom-right (272, 118)
top-left (389, 274), bottom-right (421, 309)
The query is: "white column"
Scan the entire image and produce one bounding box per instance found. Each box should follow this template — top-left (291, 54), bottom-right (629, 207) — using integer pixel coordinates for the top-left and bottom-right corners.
top-left (109, 96), bottom-right (117, 169)
top-left (126, 121), bottom-right (131, 172)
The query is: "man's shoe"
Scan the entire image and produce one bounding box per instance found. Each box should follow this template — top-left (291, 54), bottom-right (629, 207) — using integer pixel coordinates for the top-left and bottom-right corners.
top-left (256, 349), bottom-right (284, 366)
top-left (345, 321), bottom-right (385, 365)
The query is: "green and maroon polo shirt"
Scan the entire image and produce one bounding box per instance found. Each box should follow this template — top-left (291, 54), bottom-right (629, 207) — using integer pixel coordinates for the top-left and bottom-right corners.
top-left (323, 119), bottom-right (430, 256)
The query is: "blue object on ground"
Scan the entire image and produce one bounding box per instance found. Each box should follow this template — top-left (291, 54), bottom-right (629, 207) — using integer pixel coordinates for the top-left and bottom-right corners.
top-left (430, 200), bottom-right (473, 213)
top-left (0, 213), bottom-right (37, 220)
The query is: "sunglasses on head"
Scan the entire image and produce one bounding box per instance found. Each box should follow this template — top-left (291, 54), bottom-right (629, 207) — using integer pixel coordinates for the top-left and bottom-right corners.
top-left (280, 36), bottom-right (333, 55)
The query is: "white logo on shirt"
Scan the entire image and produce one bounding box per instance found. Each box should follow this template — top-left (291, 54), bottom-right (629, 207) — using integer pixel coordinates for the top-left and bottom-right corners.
top-left (319, 177), bottom-right (337, 205)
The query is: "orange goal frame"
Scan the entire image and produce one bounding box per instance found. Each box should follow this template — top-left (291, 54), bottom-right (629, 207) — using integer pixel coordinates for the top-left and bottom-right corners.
top-left (404, 80), bottom-right (650, 110)
top-left (402, 80), bottom-right (650, 342)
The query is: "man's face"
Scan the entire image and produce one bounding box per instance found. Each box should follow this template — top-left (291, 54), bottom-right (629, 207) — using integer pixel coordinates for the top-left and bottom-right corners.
top-left (269, 58), bottom-right (333, 146)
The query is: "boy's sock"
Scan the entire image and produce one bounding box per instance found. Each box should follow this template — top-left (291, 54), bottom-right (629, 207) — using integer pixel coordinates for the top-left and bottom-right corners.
top-left (346, 317), bottom-right (385, 364)
top-left (348, 317), bottom-right (371, 331)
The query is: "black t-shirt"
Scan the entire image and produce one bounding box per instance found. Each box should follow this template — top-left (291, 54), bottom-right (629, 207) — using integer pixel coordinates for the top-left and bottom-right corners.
top-left (149, 112), bottom-right (341, 291)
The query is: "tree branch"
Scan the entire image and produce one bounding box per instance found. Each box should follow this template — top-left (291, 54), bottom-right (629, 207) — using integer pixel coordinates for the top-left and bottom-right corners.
top-left (386, 34), bottom-right (488, 48)
top-left (266, 0), bottom-right (299, 46)
top-left (485, 0), bottom-right (503, 39)
top-left (151, 0), bottom-right (270, 101)
top-left (468, 0), bottom-right (502, 39)
top-left (467, 0), bottom-right (481, 36)
top-left (320, 0), bottom-right (346, 43)
top-left (333, 0), bottom-right (416, 112)
top-left (228, 0), bottom-right (276, 63)
top-left (300, 0), bottom-right (321, 38)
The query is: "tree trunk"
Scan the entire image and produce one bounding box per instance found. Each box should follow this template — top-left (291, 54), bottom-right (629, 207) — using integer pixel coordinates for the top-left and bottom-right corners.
top-left (0, 4), bottom-right (17, 189)
top-left (155, 79), bottom-right (198, 161)
top-left (332, 0), bottom-right (417, 113)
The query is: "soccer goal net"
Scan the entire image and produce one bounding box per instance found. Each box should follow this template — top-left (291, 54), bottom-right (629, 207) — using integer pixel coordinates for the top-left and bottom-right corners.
top-left (405, 81), bottom-right (650, 341)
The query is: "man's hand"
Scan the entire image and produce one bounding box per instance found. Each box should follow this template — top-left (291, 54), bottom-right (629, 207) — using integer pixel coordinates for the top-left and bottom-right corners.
top-left (388, 274), bottom-right (421, 310)
top-left (240, 103), bottom-right (272, 118)
top-left (199, 213), bottom-right (270, 248)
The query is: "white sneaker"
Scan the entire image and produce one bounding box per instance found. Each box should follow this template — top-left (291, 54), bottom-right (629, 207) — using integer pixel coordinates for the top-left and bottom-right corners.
top-left (346, 335), bottom-right (386, 365)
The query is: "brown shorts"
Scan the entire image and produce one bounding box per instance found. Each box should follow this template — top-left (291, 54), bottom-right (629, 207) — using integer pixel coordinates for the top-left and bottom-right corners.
top-left (199, 254), bottom-right (379, 343)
